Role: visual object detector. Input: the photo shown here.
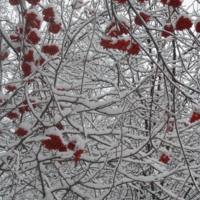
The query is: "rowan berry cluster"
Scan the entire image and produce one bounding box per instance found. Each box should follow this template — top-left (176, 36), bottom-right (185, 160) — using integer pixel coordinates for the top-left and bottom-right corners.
top-left (56, 123), bottom-right (63, 130)
top-left (23, 50), bottom-right (34, 62)
top-left (42, 6), bottom-right (62, 34)
top-left (19, 99), bottom-right (37, 113)
top-left (0, 52), bottom-right (9, 61)
top-left (26, 0), bottom-right (40, 6)
top-left (162, 25), bottom-right (174, 38)
top-left (7, 111), bottom-right (19, 119)
top-left (9, 0), bottom-right (19, 5)
top-left (10, 35), bottom-right (21, 43)
top-left (161, 0), bottom-right (182, 7)
top-left (14, 127), bottom-right (28, 137)
top-left (42, 45), bottom-right (59, 55)
top-left (190, 112), bottom-right (200, 123)
top-left (159, 153), bottom-right (170, 163)
top-left (35, 58), bottom-right (45, 66)
top-left (5, 85), bottom-right (17, 92)
top-left (196, 23), bottom-right (200, 32)
top-left (41, 135), bottom-right (66, 151)
top-left (26, 30), bottom-right (41, 45)
top-left (106, 22), bottom-right (130, 38)
top-left (25, 11), bottom-right (41, 33)
top-left (100, 38), bottom-right (140, 55)
top-left (74, 150), bottom-right (84, 162)
top-left (138, 0), bottom-right (148, 2)
top-left (41, 137), bottom-right (84, 162)
top-left (21, 62), bottom-right (32, 77)
top-left (176, 15), bottom-right (193, 31)
top-left (134, 12), bottom-right (151, 26)
top-left (113, 0), bottom-right (127, 3)
top-left (195, 19), bottom-right (200, 33)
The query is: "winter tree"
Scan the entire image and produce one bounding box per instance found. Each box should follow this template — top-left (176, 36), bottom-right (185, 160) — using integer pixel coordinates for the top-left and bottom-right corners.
top-left (0, 0), bottom-right (200, 199)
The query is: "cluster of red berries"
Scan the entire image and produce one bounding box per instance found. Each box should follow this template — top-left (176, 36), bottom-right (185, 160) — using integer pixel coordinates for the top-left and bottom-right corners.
top-left (161, 0), bottom-right (182, 7)
top-left (74, 150), bottom-right (84, 162)
top-left (67, 141), bottom-right (84, 162)
top-left (14, 127), bottom-right (28, 137)
top-left (10, 35), bottom-right (21, 43)
top-left (19, 99), bottom-right (36, 113)
top-left (41, 137), bottom-right (84, 162)
top-left (42, 7), bottom-right (55, 22)
top-left (23, 50), bottom-right (34, 62)
top-left (100, 38), bottom-right (140, 55)
top-left (41, 134), bottom-right (67, 151)
top-left (100, 38), bottom-right (130, 51)
top-left (127, 43), bottom-right (141, 55)
top-left (56, 123), bottom-right (63, 130)
top-left (138, 0), bottom-right (148, 3)
top-left (159, 153), bottom-right (170, 163)
top-left (106, 22), bottom-right (130, 38)
top-left (26, 30), bottom-right (41, 45)
top-left (195, 19), bottom-right (200, 33)
top-left (7, 111), bottom-right (19, 119)
top-left (5, 85), bottom-right (17, 92)
top-left (134, 12), bottom-right (151, 26)
top-left (162, 25), bottom-right (174, 38)
top-left (196, 23), bottom-right (200, 32)
top-left (57, 88), bottom-right (66, 91)
top-left (25, 11), bottom-right (41, 33)
top-left (9, 0), bottom-right (19, 5)
top-left (35, 58), bottom-right (45, 66)
top-left (113, 0), bottom-right (127, 3)
top-left (42, 6), bottom-right (62, 34)
top-left (48, 20), bottom-right (62, 34)
top-left (190, 111), bottom-right (200, 123)
top-left (176, 15), bottom-right (193, 31)
top-left (166, 121), bottom-right (173, 131)
top-left (42, 45), bottom-right (59, 55)
top-left (26, 0), bottom-right (40, 6)
top-left (0, 52), bottom-right (9, 61)
top-left (166, 126), bottom-right (172, 131)
top-left (21, 62), bottom-right (32, 77)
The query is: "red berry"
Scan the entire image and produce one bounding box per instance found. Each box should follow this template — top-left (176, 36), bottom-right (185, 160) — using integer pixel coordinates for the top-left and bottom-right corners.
top-left (134, 12), bottom-right (151, 26)
top-left (176, 15), bottom-right (193, 31)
